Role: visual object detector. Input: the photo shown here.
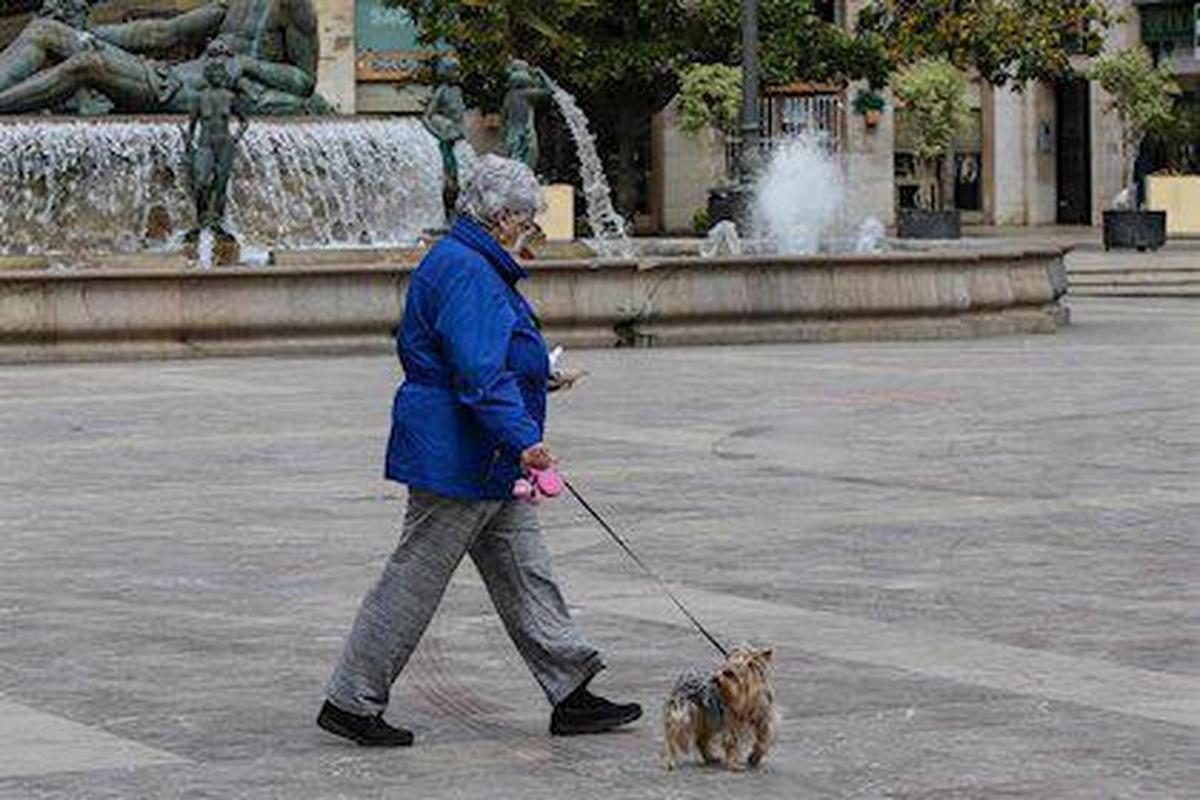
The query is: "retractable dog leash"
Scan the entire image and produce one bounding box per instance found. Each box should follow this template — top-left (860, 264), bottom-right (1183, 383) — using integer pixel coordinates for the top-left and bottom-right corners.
top-left (514, 467), bottom-right (729, 658)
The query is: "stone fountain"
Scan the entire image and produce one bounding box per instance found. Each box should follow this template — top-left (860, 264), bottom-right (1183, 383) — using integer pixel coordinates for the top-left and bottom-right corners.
top-left (0, 0), bottom-right (446, 260)
top-left (0, 117), bottom-right (443, 256)
top-left (0, 3), bottom-right (1070, 362)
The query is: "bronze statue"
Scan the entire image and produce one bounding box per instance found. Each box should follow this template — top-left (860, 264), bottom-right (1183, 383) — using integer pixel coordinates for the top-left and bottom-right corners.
top-left (422, 55), bottom-right (466, 224)
top-left (0, 0), bottom-right (328, 115)
top-left (183, 38), bottom-right (247, 246)
top-left (501, 59), bottom-right (551, 171)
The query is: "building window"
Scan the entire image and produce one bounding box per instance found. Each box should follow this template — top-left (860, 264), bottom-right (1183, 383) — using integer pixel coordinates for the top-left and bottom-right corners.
top-left (761, 92), bottom-right (844, 152)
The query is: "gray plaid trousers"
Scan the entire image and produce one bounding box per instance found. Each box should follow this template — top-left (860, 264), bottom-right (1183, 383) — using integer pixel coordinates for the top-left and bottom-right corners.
top-left (325, 489), bottom-right (605, 716)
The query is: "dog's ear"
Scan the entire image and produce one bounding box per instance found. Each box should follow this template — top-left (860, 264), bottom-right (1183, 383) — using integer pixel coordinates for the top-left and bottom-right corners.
top-left (757, 646), bottom-right (775, 663)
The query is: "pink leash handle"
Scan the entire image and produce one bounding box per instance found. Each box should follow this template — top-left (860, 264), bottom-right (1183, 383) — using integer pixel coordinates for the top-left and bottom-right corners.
top-left (512, 465), bottom-right (564, 503)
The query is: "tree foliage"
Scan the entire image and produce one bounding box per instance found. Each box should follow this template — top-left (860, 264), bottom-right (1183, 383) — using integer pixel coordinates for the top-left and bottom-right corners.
top-left (857, 0), bottom-right (1114, 86)
top-left (677, 64), bottom-right (741, 134)
top-left (399, 1), bottom-right (889, 111)
top-left (1090, 48), bottom-right (1180, 190)
top-left (893, 57), bottom-right (969, 210)
top-left (395, 0), bottom-right (891, 212)
top-left (893, 57), bottom-right (969, 163)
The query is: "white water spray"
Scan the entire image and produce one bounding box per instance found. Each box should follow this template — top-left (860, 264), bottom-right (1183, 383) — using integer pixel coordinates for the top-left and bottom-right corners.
top-left (196, 228), bottom-right (215, 269)
top-left (542, 78), bottom-right (634, 259)
top-left (752, 137), bottom-right (844, 255)
top-left (0, 118), bottom-right (443, 255)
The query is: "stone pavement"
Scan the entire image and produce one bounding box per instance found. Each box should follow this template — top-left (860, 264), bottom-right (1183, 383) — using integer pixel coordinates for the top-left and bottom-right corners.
top-left (0, 296), bottom-right (1197, 799)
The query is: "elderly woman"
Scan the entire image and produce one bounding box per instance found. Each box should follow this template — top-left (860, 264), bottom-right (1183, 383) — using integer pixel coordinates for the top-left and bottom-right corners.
top-left (318, 155), bottom-right (642, 747)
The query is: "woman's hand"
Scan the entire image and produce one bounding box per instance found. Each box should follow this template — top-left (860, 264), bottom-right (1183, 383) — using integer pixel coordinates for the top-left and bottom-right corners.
top-left (548, 367), bottom-right (588, 393)
top-left (520, 442), bottom-right (554, 471)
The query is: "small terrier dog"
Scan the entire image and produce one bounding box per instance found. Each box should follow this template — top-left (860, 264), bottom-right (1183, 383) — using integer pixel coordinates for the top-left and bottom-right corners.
top-left (663, 645), bottom-right (777, 770)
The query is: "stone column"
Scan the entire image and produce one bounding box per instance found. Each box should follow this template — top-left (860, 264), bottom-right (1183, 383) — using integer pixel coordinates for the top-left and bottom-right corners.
top-left (988, 83), bottom-right (1027, 225)
top-left (842, 0), bottom-right (895, 227)
top-left (315, 0), bottom-right (357, 114)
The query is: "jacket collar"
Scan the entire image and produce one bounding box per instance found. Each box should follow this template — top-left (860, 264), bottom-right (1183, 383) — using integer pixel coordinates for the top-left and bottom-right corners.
top-left (449, 216), bottom-right (528, 285)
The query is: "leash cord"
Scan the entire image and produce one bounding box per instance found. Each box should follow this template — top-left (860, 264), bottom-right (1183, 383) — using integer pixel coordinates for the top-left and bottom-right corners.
top-left (562, 478), bottom-right (729, 658)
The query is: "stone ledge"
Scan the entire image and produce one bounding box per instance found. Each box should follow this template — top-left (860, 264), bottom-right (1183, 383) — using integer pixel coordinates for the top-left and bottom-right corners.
top-left (0, 250), bottom-right (1070, 363)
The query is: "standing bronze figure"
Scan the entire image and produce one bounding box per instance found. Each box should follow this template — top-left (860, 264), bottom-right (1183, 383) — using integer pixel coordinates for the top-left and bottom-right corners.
top-left (422, 55), bottom-right (466, 225)
top-left (501, 59), bottom-right (552, 172)
top-left (183, 38), bottom-right (248, 252)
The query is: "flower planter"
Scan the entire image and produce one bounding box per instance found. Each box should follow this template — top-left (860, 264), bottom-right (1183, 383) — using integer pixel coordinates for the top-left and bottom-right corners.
top-left (1102, 210), bottom-right (1167, 252)
top-left (1145, 176), bottom-right (1200, 236)
top-left (897, 208), bottom-right (961, 240)
top-left (864, 109), bottom-right (882, 128)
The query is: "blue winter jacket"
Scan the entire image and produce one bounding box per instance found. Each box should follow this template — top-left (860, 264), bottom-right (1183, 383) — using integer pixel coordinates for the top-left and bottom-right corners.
top-left (385, 216), bottom-right (548, 500)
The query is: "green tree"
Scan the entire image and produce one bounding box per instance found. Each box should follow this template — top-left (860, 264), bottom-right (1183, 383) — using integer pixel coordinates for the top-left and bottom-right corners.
top-left (398, 0), bottom-right (889, 215)
top-left (677, 64), bottom-right (741, 135)
top-left (1090, 48), bottom-right (1180, 206)
top-left (860, 1), bottom-right (1113, 215)
top-left (893, 58), bottom-right (969, 210)
top-left (858, 0), bottom-right (1114, 86)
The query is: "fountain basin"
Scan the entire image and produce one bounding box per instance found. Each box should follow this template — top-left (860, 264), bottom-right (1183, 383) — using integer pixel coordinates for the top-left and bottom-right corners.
top-left (0, 248), bottom-right (1068, 363)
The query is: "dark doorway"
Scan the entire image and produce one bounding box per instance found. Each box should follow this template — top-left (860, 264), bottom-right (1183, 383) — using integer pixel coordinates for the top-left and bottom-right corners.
top-left (1056, 79), bottom-right (1092, 225)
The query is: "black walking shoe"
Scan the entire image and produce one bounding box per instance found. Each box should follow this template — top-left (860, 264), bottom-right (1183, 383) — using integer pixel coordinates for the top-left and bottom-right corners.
top-left (317, 700), bottom-right (414, 747)
top-left (550, 688), bottom-right (642, 736)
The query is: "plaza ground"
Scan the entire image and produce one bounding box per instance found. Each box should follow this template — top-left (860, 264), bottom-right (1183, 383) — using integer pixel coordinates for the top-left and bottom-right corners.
top-left (0, 283), bottom-right (1197, 795)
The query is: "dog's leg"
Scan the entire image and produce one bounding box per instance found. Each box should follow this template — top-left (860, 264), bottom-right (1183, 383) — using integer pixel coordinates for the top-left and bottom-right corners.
top-left (663, 721), bottom-right (683, 770)
top-left (747, 714), bottom-right (776, 768)
top-left (721, 729), bottom-right (744, 771)
top-left (700, 734), bottom-right (715, 767)
top-left (697, 727), bottom-right (721, 766)
top-left (666, 717), bottom-right (696, 770)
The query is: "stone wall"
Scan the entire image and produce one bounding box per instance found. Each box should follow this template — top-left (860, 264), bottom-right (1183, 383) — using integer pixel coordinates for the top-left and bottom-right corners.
top-left (985, 82), bottom-right (1057, 226)
top-left (649, 96), bottom-right (727, 234)
top-left (315, 0), bottom-right (357, 114)
top-left (842, 1), bottom-right (896, 228)
top-left (0, 250), bottom-right (1069, 363)
top-left (841, 82), bottom-right (896, 228)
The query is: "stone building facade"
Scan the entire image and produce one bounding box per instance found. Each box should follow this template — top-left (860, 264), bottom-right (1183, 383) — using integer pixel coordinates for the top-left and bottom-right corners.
top-left (3, 0), bottom-right (1193, 232)
top-left (651, 0), bottom-right (1197, 232)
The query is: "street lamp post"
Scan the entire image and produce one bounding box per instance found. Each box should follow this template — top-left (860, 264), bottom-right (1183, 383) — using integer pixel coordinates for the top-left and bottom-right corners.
top-left (736, 0), bottom-right (761, 184)
top-left (707, 0), bottom-right (761, 228)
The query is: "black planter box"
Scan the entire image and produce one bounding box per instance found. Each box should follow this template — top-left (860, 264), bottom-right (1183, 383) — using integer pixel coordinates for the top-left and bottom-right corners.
top-left (1102, 210), bottom-right (1167, 251)
top-left (897, 208), bottom-right (961, 240)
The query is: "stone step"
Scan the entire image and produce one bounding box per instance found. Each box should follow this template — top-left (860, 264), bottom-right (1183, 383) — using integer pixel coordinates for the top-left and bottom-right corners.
top-left (1069, 285), bottom-right (1200, 297)
top-left (1070, 275), bottom-right (1200, 287)
top-left (1069, 267), bottom-right (1200, 277)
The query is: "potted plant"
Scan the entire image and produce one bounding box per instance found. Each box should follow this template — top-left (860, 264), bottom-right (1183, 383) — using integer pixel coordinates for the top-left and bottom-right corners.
top-left (853, 88), bottom-right (887, 128)
top-left (1090, 48), bottom-right (1179, 250)
top-left (675, 63), bottom-right (748, 228)
top-left (892, 58), bottom-right (969, 239)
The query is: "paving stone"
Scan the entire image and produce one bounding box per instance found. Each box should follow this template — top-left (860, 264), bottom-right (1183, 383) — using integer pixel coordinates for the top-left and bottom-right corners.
top-left (0, 296), bottom-right (1196, 799)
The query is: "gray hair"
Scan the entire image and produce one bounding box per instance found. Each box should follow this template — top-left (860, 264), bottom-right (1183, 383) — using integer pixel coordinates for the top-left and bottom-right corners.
top-left (456, 154), bottom-right (543, 224)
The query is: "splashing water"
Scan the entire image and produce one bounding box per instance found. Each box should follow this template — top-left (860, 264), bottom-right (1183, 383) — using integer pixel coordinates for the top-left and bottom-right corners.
top-left (855, 216), bottom-right (886, 253)
top-left (700, 220), bottom-right (742, 257)
top-left (542, 78), bottom-right (633, 259)
top-left (752, 137), bottom-right (844, 255)
top-left (0, 118), bottom-right (443, 255)
top-left (196, 228), bottom-right (215, 268)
